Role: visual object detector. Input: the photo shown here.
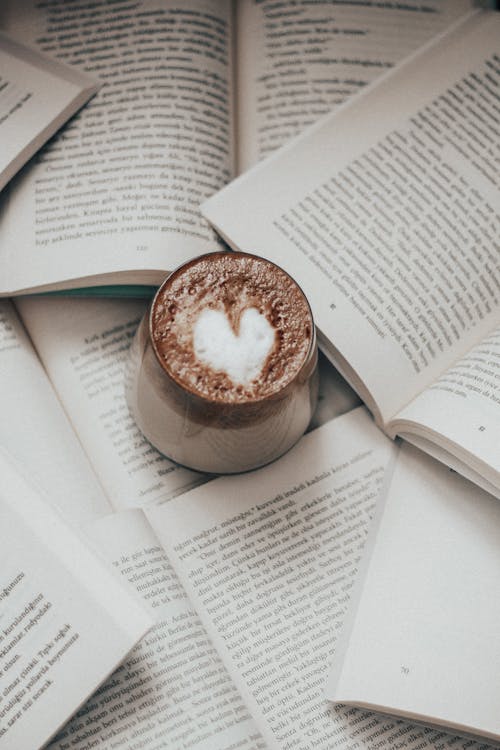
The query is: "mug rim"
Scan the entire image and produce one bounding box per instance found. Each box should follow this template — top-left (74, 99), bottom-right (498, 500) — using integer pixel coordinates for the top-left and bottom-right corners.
top-left (148, 250), bottom-right (317, 407)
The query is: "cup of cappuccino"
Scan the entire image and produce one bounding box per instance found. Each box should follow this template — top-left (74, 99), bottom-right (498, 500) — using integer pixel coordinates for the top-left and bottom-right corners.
top-left (126, 251), bottom-right (318, 474)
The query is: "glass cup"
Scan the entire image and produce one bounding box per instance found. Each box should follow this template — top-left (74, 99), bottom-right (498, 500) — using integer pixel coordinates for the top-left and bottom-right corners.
top-left (125, 251), bottom-right (318, 474)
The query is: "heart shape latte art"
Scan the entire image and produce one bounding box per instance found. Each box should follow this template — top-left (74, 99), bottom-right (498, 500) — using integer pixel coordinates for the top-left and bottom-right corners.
top-left (193, 307), bottom-right (276, 386)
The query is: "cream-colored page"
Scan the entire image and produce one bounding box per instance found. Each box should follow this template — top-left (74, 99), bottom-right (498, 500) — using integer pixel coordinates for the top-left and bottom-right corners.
top-left (0, 33), bottom-right (98, 190)
top-left (0, 454), bottom-right (153, 750)
top-left (49, 509), bottom-right (267, 750)
top-left (15, 295), bottom-right (206, 510)
top-left (392, 325), bottom-right (500, 496)
top-left (0, 299), bottom-right (110, 525)
top-left (204, 12), bottom-right (500, 426)
top-left (0, 0), bottom-right (234, 294)
top-left (327, 443), bottom-right (500, 744)
top-left (235, 0), bottom-right (476, 170)
top-left (144, 409), bottom-right (467, 750)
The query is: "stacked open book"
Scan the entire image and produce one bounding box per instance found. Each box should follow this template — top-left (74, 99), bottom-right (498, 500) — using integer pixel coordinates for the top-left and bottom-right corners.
top-left (3, 294), bottom-right (500, 750)
top-left (1, 1), bottom-right (499, 749)
top-left (202, 10), bottom-right (500, 500)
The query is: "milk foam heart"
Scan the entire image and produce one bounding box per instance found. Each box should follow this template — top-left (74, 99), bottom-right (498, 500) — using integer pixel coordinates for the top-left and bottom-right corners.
top-left (193, 307), bottom-right (276, 386)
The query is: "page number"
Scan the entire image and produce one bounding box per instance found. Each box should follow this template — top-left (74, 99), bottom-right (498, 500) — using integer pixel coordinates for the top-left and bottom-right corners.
top-left (478, 425), bottom-right (486, 432)
top-left (401, 665), bottom-right (410, 675)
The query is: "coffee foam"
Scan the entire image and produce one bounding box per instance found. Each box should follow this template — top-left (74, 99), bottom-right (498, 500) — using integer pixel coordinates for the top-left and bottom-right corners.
top-left (151, 252), bottom-right (313, 403)
top-left (193, 307), bottom-right (276, 386)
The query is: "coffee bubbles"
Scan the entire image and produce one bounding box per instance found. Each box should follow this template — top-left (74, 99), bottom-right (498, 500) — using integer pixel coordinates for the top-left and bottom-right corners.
top-left (126, 251), bottom-right (318, 474)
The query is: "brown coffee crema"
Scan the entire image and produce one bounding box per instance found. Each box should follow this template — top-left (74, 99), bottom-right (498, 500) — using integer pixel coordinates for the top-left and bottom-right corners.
top-left (150, 251), bottom-right (314, 405)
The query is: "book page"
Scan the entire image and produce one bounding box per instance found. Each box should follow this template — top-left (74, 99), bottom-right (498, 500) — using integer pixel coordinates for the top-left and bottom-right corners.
top-left (0, 299), bottom-right (110, 525)
top-left (0, 32), bottom-right (99, 190)
top-left (0, 453), bottom-right (152, 750)
top-left (392, 325), bottom-right (500, 495)
top-left (203, 12), bottom-right (500, 426)
top-left (145, 409), bottom-right (462, 750)
top-left (327, 443), bottom-right (500, 744)
top-left (0, 0), bottom-right (234, 294)
top-left (235, 0), bottom-right (476, 170)
top-left (15, 296), bottom-right (206, 511)
top-left (48, 509), bottom-right (266, 750)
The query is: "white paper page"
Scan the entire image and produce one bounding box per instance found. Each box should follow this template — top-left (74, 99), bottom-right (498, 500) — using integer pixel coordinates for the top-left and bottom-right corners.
top-left (15, 296), bottom-right (206, 510)
top-left (0, 299), bottom-right (110, 525)
top-left (145, 409), bottom-right (464, 750)
top-left (327, 443), bottom-right (500, 744)
top-left (48, 509), bottom-right (267, 750)
top-left (0, 0), bottom-right (233, 294)
top-left (394, 435), bottom-right (500, 501)
top-left (235, 0), bottom-right (476, 170)
top-left (0, 453), bottom-right (153, 750)
top-left (0, 32), bottom-right (98, 190)
top-left (392, 325), bottom-right (500, 492)
top-left (204, 12), bottom-right (500, 425)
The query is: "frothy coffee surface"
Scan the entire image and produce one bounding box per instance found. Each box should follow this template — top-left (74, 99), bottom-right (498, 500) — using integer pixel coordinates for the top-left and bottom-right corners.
top-left (151, 252), bottom-right (313, 403)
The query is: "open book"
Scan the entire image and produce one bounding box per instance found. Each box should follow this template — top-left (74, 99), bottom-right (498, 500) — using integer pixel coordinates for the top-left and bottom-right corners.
top-left (326, 443), bottom-right (500, 744)
top-left (0, 450), bottom-right (152, 750)
top-left (0, 31), bottom-right (99, 191)
top-left (0, 0), bottom-right (475, 294)
top-left (3, 294), bottom-right (491, 749)
top-left (0, 297), bottom-right (498, 750)
top-left (146, 415), bottom-right (500, 749)
top-left (202, 9), bottom-right (500, 498)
